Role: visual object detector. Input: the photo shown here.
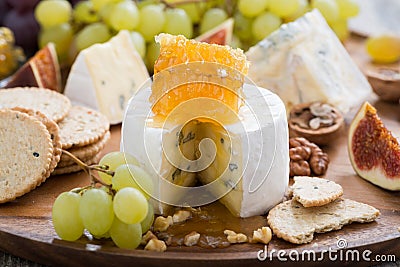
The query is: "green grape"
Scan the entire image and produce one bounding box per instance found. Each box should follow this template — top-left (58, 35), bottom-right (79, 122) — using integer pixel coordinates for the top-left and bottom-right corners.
top-left (110, 217), bottom-right (142, 249)
top-left (237, 0), bottom-right (268, 18)
top-left (180, 2), bottom-right (206, 24)
top-left (336, 0), bottom-right (359, 19)
top-left (311, 0), bottom-right (339, 24)
top-left (285, 0), bottom-right (309, 21)
top-left (35, 0), bottom-right (72, 28)
top-left (366, 35), bottom-right (400, 64)
top-left (109, 1), bottom-right (140, 31)
top-left (79, 188), bottom-right (114, 236)
top-left (73, 1), bottom-right (98, 24)
top-left (230, 35), bottom-right (243, 49)
top-left (137, 4), bottom-right (165, 42)
top-left (113, 187), bottom-right (148, 224)
top-left (269, 0), bottom-right (301, 18)
top-left (130, 31), bottom-right (146, 58)
top-left (137, 0), bottom-right (159, 9)
top-left (93, 231), bottom-right (111, 239)
top-left (75, 22), bottom-right (111, 52)
top-left (38, 23), bottom-right (73, 62)
top-left (146, 40), bottom-right (160, 71)
top-left (163, 8), bottom-right (193, 38)
top-left (252, 12), bottom-right (282, 41)
top-left (330, 19), bottom-right (349, 41)
top-left (112, 164), bottom-right (154, 199)
top-left (91, 0), bottom-right (121, 11)
top-left (98, 151), bottom-right (140, 184)
top-left (199, 8), bottom-right (228, 34)
top-left (140, 202), bottom-right (154, 234)
top-left (98, 3), bottom-right (115, 26)
top-left (233, 12), bottom-right (253, 41)
top-left (52, 191), bottom-right (84, 241)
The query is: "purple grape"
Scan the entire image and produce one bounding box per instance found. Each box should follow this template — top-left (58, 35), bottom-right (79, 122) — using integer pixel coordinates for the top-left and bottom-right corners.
top-left (0, 1), bottom-right (12, 25)
top-left (6, 0), bottom-right (40, 14)
top-left (4, 9), bottom-right (39, 56)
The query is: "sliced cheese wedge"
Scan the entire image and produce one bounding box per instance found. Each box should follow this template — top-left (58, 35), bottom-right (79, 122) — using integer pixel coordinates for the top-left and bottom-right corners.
top-left (246, 9), bottom-right (372, 114)
top-left (64, 30), bottom-right (149, 124)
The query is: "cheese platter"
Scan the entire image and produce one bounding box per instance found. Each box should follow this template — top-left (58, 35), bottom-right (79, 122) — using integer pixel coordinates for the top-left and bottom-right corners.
top-left (0, 1), bottom-right (400, 265)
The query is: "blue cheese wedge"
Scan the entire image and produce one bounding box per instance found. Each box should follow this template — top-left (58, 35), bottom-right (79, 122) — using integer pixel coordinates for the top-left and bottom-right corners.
top-left (245, 9), bottom-right (372, 114)
top-left (122, 83), bottom-right (289, 218)
top-left (64, 30), bottom-right (149, 124)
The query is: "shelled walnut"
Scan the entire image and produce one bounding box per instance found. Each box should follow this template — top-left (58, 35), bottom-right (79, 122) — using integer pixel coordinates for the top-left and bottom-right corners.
top-left (289, 137), bottom-right (329, 177)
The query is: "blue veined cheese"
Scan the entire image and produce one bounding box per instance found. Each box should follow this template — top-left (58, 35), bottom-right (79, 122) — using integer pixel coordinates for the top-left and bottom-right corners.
top-left (122, 83), bottom-right (289, 218)
top-left (245, 9), bottom-right (372, 114)
top-left (64, 30), bottom-right (149, 124)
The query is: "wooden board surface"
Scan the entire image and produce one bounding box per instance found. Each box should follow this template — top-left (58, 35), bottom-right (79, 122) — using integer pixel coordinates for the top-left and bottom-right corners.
top-left (0, 37), bottom-right (400, 266)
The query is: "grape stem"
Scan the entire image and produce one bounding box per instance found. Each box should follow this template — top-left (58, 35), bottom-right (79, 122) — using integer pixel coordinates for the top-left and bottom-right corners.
top-left (61, 150), bottom-right (114, 187)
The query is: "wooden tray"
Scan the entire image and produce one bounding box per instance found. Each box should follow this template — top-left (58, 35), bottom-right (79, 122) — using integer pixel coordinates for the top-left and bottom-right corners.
top-left (0, 38), bottom-right (399, 267)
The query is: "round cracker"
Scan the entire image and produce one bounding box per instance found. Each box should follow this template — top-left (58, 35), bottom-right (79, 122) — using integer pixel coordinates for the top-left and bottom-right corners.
top-left (0, 109), bottom-right (54, 203)
top-left (58, 131), bottom-right (110, 167)
top-left (0, 87), bottom-right (71, 122)
top-left (12, 107), bottom-right (62, 174)
top-left (51, 153), bottom-right (102, 176)
top-left (58, 106), bottom-right (110, 149)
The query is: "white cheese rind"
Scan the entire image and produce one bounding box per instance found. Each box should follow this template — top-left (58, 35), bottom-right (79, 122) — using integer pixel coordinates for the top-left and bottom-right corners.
top-left (246, 9), bottom-right (372, 114)
top-left (64, 30), bottom-right (149, 124)
top-left (121, 84), bottom-right (289, 217)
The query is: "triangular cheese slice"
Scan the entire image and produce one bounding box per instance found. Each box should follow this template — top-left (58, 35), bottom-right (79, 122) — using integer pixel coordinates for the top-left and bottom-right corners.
top-left (246, 9), bottom-right (372, 114)
top-left (64, 30), bottom-right (149, 124)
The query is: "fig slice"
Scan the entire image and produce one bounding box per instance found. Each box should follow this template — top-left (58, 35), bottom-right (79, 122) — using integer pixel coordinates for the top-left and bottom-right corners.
top-left (3, 43), bottom-right (62, 92)
top-left (348, 102), bottom-right (400, 191)
top-left (195, 18), bottom-right (233, 45)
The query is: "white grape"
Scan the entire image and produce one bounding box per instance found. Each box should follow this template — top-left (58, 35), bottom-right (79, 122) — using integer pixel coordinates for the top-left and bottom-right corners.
top-left (79, 188), bottom-right (114, 236)
top-left (113, 187), bottom-right (148, 224)
top-left (52, 191), bottom-right (84, 241)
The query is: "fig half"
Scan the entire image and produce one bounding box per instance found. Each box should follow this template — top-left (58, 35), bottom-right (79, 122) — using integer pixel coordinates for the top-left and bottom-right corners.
top-left (348, 102), bottom-right (400, 191)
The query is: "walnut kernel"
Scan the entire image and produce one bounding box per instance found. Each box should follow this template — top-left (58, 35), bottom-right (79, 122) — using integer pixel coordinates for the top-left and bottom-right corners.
top-left (144, 239), bottom-right (167, 252)
top-left (184, 231), bottom-right (200, 246)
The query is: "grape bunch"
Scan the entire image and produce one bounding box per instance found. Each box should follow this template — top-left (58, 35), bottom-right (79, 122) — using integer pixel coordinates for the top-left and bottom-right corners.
top-left (52, 151), bottom-right (155, 249)
top-left (33, 0), bottom-right (359, 70)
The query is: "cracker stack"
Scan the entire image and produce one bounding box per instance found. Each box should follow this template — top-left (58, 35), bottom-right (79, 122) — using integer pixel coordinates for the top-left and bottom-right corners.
top-left (0, 87), bottom-right (71, 203)
top-left (0, 87), bottom-right (111, 203)
top-left (53, 106), bottom-right (110, 175)
top-left (267, 176), bottom-right (380, 244)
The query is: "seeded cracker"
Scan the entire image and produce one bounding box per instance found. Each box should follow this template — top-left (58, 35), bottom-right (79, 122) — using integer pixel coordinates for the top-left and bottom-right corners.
top-left (267, 198), bottom-right (380, 244)
top-left (0, 87), bottom-right (71, 122)
top-left (12, 107), bottom-right (62, 175)
top-left (0, 109), bottom-right (54, 203)
top-left (51, 153), bottom-right (102, 176)
top-left (58, 131), bottom-right (110, 167)
top-left (58, 106), bottom-right (110, 149)
top-left (291, 176), bottom-right (343, 207)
